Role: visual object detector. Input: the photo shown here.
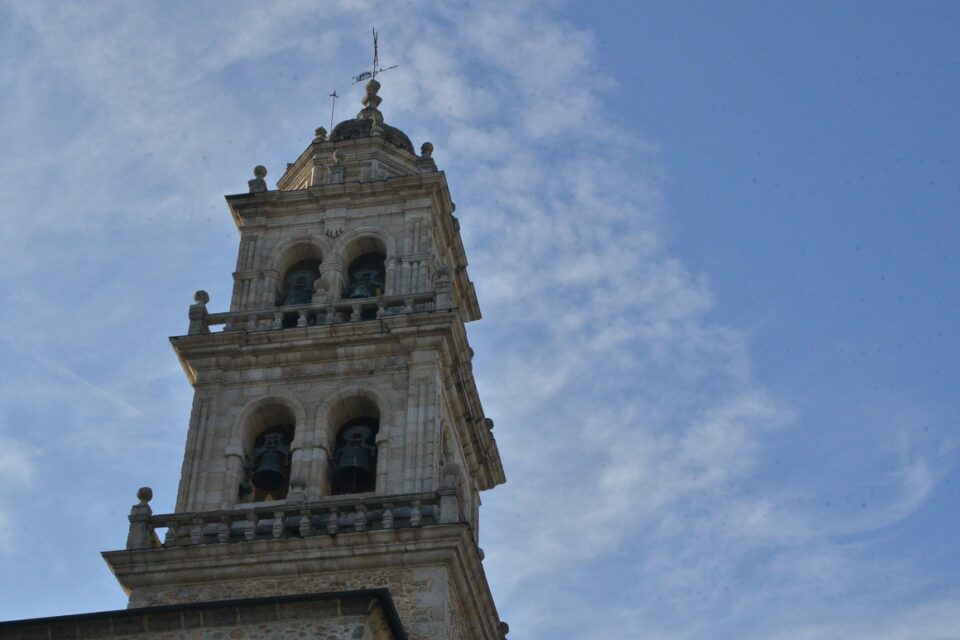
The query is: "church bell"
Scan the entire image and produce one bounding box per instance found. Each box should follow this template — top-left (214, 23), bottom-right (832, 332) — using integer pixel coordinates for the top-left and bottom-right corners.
top-left (280, 259), bottom-right (320, 306)
top-left (331, 422), bottom-right (378, 493)
top-left (250, 430), bottom-right (291, 491)
top-left (343, 268), bottom-right (384, 299)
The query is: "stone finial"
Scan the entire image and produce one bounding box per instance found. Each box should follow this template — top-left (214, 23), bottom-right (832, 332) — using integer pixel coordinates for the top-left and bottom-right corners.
top-left (416, 141), bottom-right (437, 173)
top-left (126, 486), bottom-right (157, 550)
top-left (188, 290), bottom-right (210, 335)
top-left (500, 621), bottom-right (510, 637)
top-left (485, 418), bottom-right (494, 431)
top-left (313, 126), bottom-right (327, 143)
top-left (362, 78), bottom-right (383, 109)
top-left (248, 165), bottom-right (268, 193)
top-left (358, 79), bottom-right (385, 125)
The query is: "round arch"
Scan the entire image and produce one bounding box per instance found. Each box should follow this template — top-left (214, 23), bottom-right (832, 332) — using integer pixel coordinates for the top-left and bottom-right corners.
top-left (315, 387), bottom-right (389, 451)
top-left (330, 227), bottom-right (395, 265)
top-left (236, 394), bottom-right (308, 452)
top-left (269, 235), bottom-right (330, 276)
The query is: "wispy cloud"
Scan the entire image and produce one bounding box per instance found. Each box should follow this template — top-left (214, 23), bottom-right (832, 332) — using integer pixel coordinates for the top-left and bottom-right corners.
top-left (0, 0), bottom-right (951, 634)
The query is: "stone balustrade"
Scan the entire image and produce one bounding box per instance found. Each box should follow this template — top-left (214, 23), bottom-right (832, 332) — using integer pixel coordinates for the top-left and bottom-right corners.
top-left (188, 291), bottom-right (439, 335)
top-left (126, 491), bottom-right (448, 550)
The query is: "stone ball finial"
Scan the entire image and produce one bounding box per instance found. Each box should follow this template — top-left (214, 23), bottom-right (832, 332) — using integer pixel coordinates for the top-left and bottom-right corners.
top-left (420, 142), bottom-right (434, 158)
top-left (137, 487), bottom-right (153, 503)
top-left (253, 165), bottom-right (267, 179)
top-left (194, 290), bottom-right (210, 305)
top-left (500, 621), bottom-right (510, 637)
top-left (485, 418), bottom-right (495, 431)
top-left (478, 547), bottom-right (485, 561)
top-left (362, 78), bottom-right (383, 109)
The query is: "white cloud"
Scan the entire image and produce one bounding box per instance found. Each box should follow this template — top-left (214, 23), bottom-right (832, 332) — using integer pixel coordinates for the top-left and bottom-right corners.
top-left (0, 0), bottom-right (950, 635)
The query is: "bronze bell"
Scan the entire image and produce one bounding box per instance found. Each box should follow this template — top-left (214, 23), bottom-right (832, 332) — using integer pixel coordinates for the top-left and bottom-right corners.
top-left (331, 423), bottom-right (377, 493)
top-left (343, 268), bottom-right (384, 299)
top-left (279, 259), bottom-right (319, 306)
top-left (282, 267), bottom-right (316, 306)
top-left (250, 431), bottom-right (291, 491)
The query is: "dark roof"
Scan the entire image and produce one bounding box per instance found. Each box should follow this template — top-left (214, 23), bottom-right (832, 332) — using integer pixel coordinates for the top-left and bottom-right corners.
top-left (329, 116), bottom-right (415, 155)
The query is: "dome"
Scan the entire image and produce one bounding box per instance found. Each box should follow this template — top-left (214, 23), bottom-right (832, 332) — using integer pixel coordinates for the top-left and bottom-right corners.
top-left (329, 79), bottom-right (415, 155)
top-left (329, 117), bottom-right (414, 155)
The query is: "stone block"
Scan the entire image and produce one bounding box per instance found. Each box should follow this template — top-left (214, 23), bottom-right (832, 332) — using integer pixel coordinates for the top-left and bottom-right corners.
top-left (47, 622), bottom-right (77, 640)
top-left (145, 611), bottom-right (182, 631)
top-left (109, 616), bottom-right (145, 636)
top-left (76, 617), bottom-right (112, 639)
top-left (200, 607), bottom-right (237, 627)
top-left (236, 604), bottom-right (277, 624)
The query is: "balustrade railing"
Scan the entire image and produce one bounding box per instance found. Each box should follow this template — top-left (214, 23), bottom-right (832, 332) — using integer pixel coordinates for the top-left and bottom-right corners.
top-left (126, 492), bottom-right (444, 550)
top-left (189, 291), bottom-right (438, 335)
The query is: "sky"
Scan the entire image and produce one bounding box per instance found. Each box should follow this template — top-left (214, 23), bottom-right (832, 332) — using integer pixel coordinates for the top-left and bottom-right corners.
top-left (0, 1), bottom-right (958, 638)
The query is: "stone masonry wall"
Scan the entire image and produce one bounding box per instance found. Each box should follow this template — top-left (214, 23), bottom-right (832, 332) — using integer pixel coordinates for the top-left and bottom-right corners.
top-left (128, 566), bottom-right (456, 640)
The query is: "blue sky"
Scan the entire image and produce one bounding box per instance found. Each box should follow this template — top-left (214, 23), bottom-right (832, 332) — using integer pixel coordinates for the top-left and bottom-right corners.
top-left (0, 2), bottom-right (958, 638)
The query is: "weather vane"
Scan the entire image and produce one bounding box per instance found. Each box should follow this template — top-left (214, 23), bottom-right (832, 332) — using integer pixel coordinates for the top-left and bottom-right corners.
top-left (352, 28), bottom-right (398, 84)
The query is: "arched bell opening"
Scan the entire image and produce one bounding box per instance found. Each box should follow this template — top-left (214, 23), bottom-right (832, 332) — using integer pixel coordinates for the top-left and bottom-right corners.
top-left (326, 394), bottom-right (381, 496)
top-left (343, 253), bottom-right (386, 301)
top-left (279, 259), bottom-right (321, 307)
top-left (273, 242), bottom-right (324, 329)
top-left (331, 417), bottom-right (379, 495)
top-left (240, 403), bottom-right (297, 503)
top-left (340, 236), bottom-right (387, 316)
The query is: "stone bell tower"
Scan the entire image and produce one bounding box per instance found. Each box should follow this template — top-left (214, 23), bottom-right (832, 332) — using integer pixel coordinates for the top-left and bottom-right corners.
top-left (100, 79), bottom-right (508, 640)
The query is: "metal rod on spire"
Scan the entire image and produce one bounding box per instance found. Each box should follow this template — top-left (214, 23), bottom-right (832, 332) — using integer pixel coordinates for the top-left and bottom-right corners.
top-left (372, 28), bottom-right (378, 79)
top-left (329, 90), bottom-right (338, 131)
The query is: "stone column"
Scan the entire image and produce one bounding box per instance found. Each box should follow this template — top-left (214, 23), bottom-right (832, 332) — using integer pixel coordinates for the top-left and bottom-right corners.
top-left (386, 256), bottom-right (401, 296)
top-left (319, 262), bottom-right (343, 301)
top-left (307, 444), bottom-right (331, 500)
top-left (438, 463), bottom-right (462, 524)
top-left (262, 270), bottom-right (279, 307)
top-left (223, 442), bottom-right (246, 510)
top-left (375, 427), bottom-right (390, 494)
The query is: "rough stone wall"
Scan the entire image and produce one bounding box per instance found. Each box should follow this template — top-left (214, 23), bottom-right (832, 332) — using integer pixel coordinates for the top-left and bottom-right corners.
top-left (128, 566), bottom-right (463, 640)
top-left (446, 576), bottom-right (470, 640)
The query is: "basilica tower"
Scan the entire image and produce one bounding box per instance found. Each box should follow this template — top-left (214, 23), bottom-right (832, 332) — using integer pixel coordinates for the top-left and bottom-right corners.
top-left (101, 79), bottom-right (508, 640)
